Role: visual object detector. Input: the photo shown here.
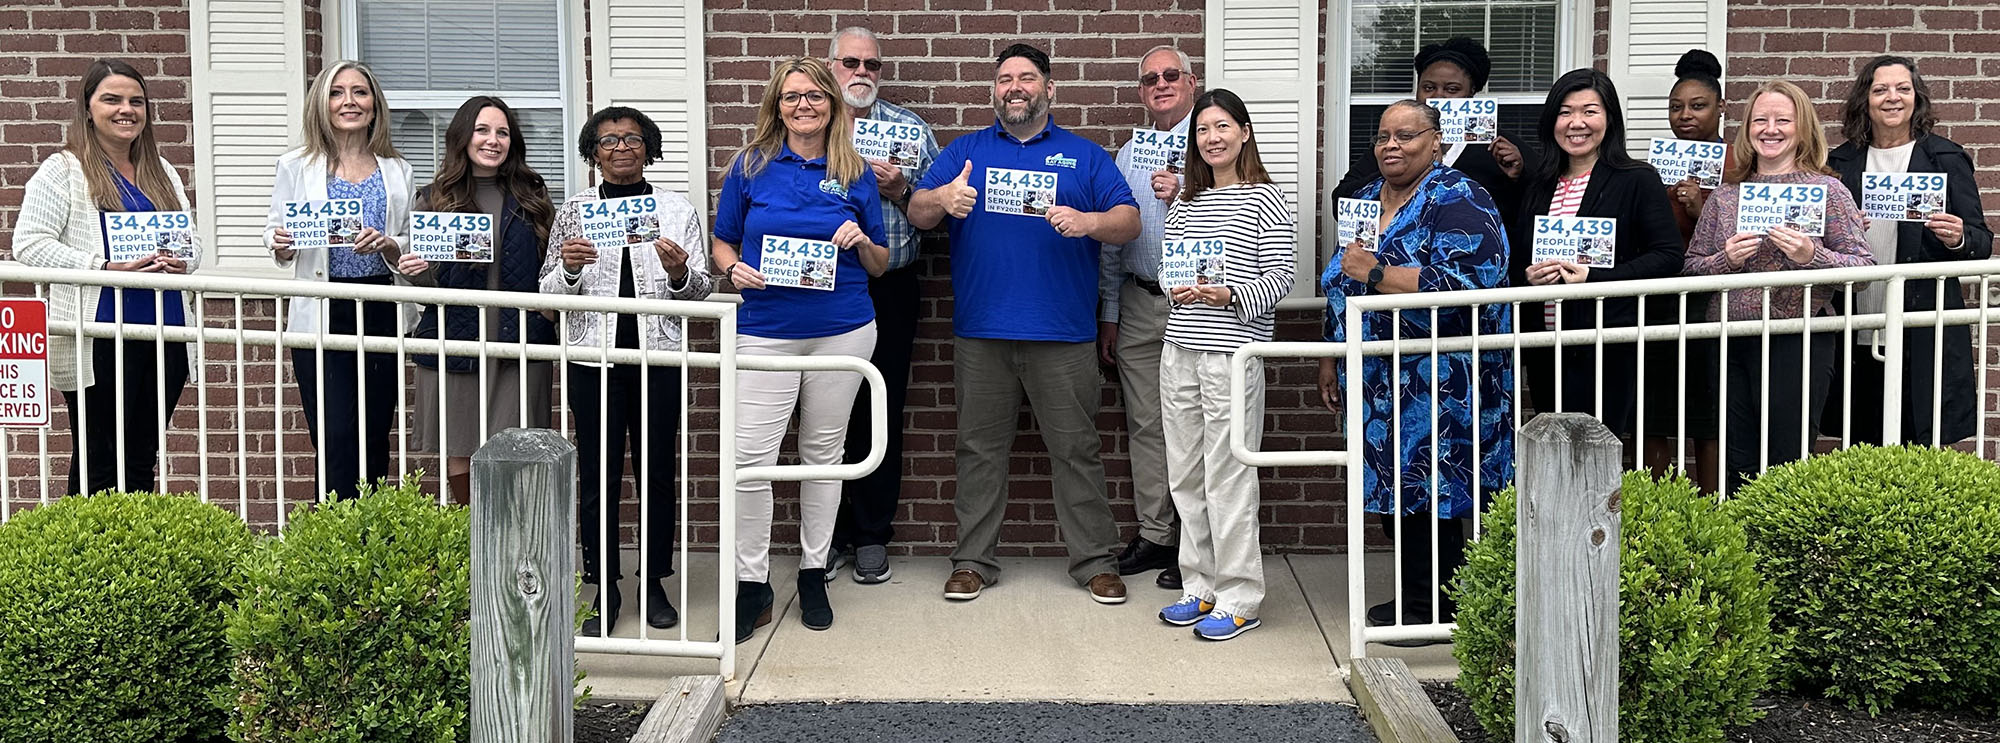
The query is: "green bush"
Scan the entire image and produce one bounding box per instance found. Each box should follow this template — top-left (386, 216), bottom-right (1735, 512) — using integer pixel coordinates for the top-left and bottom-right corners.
top-left (226, 479), bottom-right (473, 742)
top-left (0, 492), bottom-right (253, 743)
top-left (1452, 472), bottom-right (1777, 742)
top-left (1728, 445), bottom-right (2000, 713)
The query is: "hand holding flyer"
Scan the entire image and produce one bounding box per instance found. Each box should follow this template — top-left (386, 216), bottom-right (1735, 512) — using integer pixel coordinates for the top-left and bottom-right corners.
top-left (103, 211), bottom-right (194, 263)
top-left (760, 235), bottom-right (838, 291)
top-left (1336, 198), bottom-right (1382, 252)
top-left (851, 118), bottom-right (926, 170)
top-left (1736, 183), bottom-right (1826, 237)
top-left (1532, 216), bottom-right (1618, 268)
top-left (1127, 128), bottom-right (1189, 179)
top-left (578, 195), bottom-right (659, 266)
top-left (1647, 139), bottom-right (1726, 189)
top-left (409, 212), bottom-right (494, 262)
top-left (1428, 98), bottom-right (1500, 144)
top-left (1861, 172), bottom-right (1946, 223)
top-left (1160, 238), bottom-right (1226, 290)
top-left (281, 199), bottom-right (363, 250)
top-left (983, 167), bottom-right (1059, 217)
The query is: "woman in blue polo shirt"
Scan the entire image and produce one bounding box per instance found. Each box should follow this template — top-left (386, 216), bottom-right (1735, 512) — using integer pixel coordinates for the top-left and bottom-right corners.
top-left (710, 57), bottom-right (888, 644)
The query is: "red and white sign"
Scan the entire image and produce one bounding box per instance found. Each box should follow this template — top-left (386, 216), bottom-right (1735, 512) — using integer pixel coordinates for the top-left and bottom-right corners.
top-left (0, 299), bottom-right (49, 427)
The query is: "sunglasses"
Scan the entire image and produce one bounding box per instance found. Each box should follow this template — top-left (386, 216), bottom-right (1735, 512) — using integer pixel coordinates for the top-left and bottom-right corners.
top-left (1140, 69), bottom-right (1187, 87)
top-left (837, 57), bottom-right (884, 72)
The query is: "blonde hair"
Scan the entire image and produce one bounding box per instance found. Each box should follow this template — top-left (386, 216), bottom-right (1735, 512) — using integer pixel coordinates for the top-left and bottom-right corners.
top-left (1725, 80), bottom-right (1833, 182)
top-left (66, 59), bottom-right (181, 212)
top-left (730, 58), bottom-right (866, 187)
top-left (300, 60), bottom-right (401, 172)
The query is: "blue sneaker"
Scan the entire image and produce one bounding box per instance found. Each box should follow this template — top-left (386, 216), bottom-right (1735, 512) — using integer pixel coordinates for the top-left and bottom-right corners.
top-left (1159, 595), bottom-right (1214, 626)
top-left (1193, 609), bottom-right (1260, 640)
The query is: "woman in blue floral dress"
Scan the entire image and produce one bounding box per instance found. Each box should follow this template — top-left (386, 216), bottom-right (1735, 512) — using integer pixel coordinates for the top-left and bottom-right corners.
top-left (1317, 100), bottom-right (1514, 641)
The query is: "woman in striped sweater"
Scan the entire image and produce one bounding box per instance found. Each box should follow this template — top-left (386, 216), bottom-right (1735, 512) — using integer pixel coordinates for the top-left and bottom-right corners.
top-left (1148, 90), bottom-right (1296, 641)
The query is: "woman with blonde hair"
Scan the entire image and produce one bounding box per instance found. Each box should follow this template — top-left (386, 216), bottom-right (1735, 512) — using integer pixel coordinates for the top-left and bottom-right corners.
top-left (15, 58), bottom-right (202, 496)
top-left (710, 57), bottom-right (888, 643)
top-left (263, 59), bottom-right (426, 501)
top-left (1683, 80), bottom-right (1874, 491)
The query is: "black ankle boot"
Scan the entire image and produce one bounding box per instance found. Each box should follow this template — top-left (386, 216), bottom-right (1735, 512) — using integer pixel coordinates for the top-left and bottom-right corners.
top-left (734, 581), bottom-right (773, 644)
top-left (797, 568), bottom-right (833, 630)
top-left (581, 580), bottom-right (622, 636)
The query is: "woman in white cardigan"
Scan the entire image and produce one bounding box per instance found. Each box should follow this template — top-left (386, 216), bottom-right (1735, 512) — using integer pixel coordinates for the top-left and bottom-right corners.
top-left (261, 60), bottom-right (426, 501)
top-left (14, 59), bottom-right (201, 496)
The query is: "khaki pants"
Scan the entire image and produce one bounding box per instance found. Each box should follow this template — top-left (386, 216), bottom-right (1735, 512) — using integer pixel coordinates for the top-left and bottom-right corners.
top-left (1116, 277), bottom-right (1177, 544)
top-left (1160, 343), bottom-right (1266, 616)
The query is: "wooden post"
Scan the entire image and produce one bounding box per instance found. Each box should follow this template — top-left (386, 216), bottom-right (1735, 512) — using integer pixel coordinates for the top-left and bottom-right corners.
top-left (471, 428), bottom-right (577, 743)
top-left (1515, 413), bottom-right (1621, 743)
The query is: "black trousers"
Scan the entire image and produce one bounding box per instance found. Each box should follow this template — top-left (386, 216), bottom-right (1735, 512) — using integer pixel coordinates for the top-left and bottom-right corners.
top-left (834, 264), bottom-right (921, 550)
top-left (64, 338), bottom-right (189, 496)
top-left (292, 281), bottom-right (400, 501)
top-left (1719, 332), bottom-right (1833, 491)
top-left (567, 362), bottom-right (681, 584)
top-left (1378, 512), bottom-right (1468, 619)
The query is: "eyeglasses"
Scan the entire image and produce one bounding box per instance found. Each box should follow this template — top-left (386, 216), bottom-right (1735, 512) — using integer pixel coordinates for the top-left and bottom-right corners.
top-left (596, 134), bottom-right (646, 150)
top-left (836, 57), bottom-right (884, 72)
top-left (781, 90), bottom-right (830, 106)
top-left (1371, 128), bottom-right (1436, 146)
top-left (1139, 69), bottom-right (1186, 87)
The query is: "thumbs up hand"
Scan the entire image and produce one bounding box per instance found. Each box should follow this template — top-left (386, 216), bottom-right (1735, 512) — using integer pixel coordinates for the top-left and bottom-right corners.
top-left (944, 160), bottom-right (979, 219)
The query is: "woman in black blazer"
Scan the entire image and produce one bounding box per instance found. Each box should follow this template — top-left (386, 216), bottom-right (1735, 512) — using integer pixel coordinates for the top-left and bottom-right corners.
top-left (1507, 69), bottom-right (1684, 439)
top-left (1824, 55), bottom-right (1992, 446)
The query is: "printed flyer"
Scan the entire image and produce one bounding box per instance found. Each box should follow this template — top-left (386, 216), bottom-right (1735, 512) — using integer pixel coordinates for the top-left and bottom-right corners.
top-left (983, 167), bottom-right (1059, 217)
top-left (1861, 171), bottom-right (1947, 223)
top-left (759, 235), bottom-right (838, 291)
top-left (103, 211), bottom-right (194, 263)
top-left (1336, 198), bottom-right (1382, 252)
top-left (1531, 215), bottom-right (1619, 268)
top-left (1127, 128), bottom-right (1189, 177)
top-left (1159, 238), bottom-right (1226, 289)
top-left (1428, 98), bottom-right (1500, 144)
top-left (578, 194), bottom-right (660, 263)
top-left (1647, 138), bottom-right (1726, 189)
top-left (851, 118), bottom-right (926, 170)
top-left (281, 199), bottom-right (363, 250)
top-left (1736, 182), bottom-right (1826, 236)
top-left (409, 211), bottom-right (494, 262)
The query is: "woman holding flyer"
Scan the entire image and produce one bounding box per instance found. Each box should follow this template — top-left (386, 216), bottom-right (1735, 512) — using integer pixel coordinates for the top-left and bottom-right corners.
top-left (539, 105), bottom-right (714, 635)
top-left (407, 96), bottom-right (558, 501)
top-left (1683, 80), bottom-right (1873, 492)
top-left (16, 58), bottom-right (201, 496)
top-left (1148, 90), bottom-right (1295, 641)
top-left (1824, 56), bottom-right (1991, 447)
top-left (1316, 100), bottom-right (1513, 641)
top-left (263, 60), bottom-right (425, 501)
top-left (1507, 69), bottom-right (1682, 442)
top-left (710, 58), bottom-right (887, 644)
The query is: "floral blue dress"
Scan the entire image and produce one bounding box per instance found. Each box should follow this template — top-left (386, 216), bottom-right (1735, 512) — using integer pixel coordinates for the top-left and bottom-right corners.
top-left (1322, 164), bottom-right (1514, 519)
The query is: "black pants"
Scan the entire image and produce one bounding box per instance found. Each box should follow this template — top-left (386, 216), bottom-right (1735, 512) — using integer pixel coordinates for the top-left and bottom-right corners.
top-left (1378, 512), bottom-right (1468, 619)
top-left (63, 338), bottom-right (189, 496)
top-left (292, 279), bottom-right (401, 501)
top-left (568, 362), bottom-right (681, 585)
top-left (1720, 332), bottom-right (1833, 492)
top-left (834, 264), bottom-right (921, 550)
top-left (1523, 341), bottom-right (1640, 437)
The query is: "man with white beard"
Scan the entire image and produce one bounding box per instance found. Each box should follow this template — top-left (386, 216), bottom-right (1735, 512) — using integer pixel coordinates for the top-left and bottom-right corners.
top-left (826, 26), bottom-right (941, 586)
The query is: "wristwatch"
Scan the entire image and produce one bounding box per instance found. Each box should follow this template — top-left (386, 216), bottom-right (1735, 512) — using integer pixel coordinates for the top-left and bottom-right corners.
top-left (1366, 264), bottom-right (1384, 292)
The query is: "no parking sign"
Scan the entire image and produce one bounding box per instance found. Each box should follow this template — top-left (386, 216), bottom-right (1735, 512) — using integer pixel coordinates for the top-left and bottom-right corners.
top-left (0, 300), bottom-right (49, 427)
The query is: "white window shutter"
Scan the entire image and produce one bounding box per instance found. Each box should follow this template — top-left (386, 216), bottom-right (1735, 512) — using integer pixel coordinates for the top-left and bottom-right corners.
top-left (1206, 0), bottom-right (1319, 299)
top-left (589, 0), bottom-right (706, 206)
top-left (1609, 0), bottom-right (1727, 149)
top-left (191, 0), bottom-right (303, 278)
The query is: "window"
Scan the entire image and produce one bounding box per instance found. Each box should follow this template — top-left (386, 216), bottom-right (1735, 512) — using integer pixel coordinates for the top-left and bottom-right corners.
top-left (342, 0), bottom-right (576, 195)
top-left (1335, 0), bottom-right (1571, 177)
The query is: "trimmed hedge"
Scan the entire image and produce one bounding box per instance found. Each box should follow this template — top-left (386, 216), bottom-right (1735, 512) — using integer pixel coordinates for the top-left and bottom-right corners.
top-left (0, 492), bottom-right (253, 743)
top-left (1728, 445), bottom-right (2000, 713)
top-left (1452, 472), bottom-right (1777, 743)
top-left (226, 480), bottom-right (473, 742)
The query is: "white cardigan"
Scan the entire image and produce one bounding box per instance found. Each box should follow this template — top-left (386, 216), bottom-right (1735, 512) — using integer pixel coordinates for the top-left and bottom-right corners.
top-left (13, 151), bottom-right (203, 391)
top-left (261, 147), bottom-right (415, 334)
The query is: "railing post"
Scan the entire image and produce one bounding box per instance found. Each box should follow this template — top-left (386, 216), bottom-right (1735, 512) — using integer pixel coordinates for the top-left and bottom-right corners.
top-left (471, 428), bottom-right (578, 743)
top-left (1515, 413), bottom-right (1621, 743)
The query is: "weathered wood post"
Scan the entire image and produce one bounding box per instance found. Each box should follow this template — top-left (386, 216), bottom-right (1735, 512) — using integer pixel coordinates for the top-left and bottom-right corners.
top-left (1515, 413), bottom-right (1621, 743)
top-left (471, 428), bottom-right (577, 743)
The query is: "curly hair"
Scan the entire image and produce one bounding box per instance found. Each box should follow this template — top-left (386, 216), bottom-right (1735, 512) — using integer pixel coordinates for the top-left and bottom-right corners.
top-left (576, 106), bottom-right (663, 167)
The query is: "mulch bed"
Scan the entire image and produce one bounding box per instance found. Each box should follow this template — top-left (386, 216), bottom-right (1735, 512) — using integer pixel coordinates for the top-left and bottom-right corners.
top-left (576, 700), bottom-right (651, 743)
top-left (1422, 681), bottom-right (2000, 743)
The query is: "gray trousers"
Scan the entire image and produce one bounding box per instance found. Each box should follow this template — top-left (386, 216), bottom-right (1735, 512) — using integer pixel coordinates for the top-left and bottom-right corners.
top-left (950, 336), bottom-right (1122, 584)
top-left (1115, 277), bottom-right (1177, 545)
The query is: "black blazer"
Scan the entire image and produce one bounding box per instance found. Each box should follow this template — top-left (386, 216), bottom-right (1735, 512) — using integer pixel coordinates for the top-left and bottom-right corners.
top-left (1332, 130), bottom-right (1533, 226)
top-left (1506, 159), bottom-right (1684, 331)
top-left (1827, 133), bottom-right (1992, 443)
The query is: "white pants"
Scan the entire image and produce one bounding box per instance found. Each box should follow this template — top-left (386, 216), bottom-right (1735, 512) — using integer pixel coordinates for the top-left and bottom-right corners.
top-left (1160, 342), bottom-right (1266, 616)
top-left (734, 322), bottom-right (878, 583)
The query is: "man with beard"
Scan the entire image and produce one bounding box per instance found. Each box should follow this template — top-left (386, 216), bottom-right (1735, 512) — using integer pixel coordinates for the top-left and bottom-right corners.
top-left (1098, 45), bottom-right (1200, 590)
top-left (910, 43), bottom-right (1141, 605)
top-left (824, 26), bottom-right (942, 586)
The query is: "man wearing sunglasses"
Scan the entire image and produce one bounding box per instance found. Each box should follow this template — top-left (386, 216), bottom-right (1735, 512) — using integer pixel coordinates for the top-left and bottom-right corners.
top-left (1099, 45), bottom-right (1200, 591)
top-left (824, 26), bottom-right (942, 587)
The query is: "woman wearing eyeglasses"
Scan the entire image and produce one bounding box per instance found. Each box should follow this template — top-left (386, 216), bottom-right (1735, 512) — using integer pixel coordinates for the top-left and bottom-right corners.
top-left (711, 58), bottom-right (888, 645)
top-left (539, 105), bottom-right (714, 636)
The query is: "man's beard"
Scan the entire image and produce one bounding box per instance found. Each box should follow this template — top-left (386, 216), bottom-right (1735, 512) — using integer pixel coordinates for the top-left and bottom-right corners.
top-left (995, 92), bottom-right (1049, 125)
top-left (843, 79), bottom-right (879, 110)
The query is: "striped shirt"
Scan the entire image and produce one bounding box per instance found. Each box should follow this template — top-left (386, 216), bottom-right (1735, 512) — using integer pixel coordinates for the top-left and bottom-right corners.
top-left (1544, 172), bottom-right (1590, 327)
top-left (1161, 182), bottom-right (1298, 353)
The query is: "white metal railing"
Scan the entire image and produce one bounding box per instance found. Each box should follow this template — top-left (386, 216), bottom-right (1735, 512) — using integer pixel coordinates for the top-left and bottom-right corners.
top-left (1232, 260), bottom-right (2000, 660)
top-left (0, 263), bottom-right (885, 681)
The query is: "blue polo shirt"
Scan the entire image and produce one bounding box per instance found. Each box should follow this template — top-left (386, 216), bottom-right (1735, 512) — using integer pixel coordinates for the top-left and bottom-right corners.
top-left (715, 143), bottom-right (887, 339)
top-left (916, 120), bottom-right (1136, 342)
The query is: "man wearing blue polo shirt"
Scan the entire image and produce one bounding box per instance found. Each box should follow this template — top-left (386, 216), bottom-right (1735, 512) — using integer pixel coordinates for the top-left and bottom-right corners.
top-left (910, 43), bottom-right (1142, 605)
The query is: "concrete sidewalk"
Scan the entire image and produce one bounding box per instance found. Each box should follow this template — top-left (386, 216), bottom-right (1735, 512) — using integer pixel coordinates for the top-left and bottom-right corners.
top-left (576, 552), bottom-right (1459, 705)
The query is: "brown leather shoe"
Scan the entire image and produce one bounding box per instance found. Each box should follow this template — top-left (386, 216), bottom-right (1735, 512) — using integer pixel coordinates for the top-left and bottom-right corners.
top-left (1088, 573), bottom-right (1128, 604)
top-left (943, 569), bottom-right (988, 601)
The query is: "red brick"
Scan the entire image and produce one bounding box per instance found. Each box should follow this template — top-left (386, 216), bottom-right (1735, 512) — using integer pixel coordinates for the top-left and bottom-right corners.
top-left (1891, 33), bottom-right (1951, 53)
top-left (29, 10), bottom-right (90, 28)
top-left (1825, 33), bottom-right (1887, 53)
top-left (1956, 32), bottom-right (2000, 54)
top-left (1763, 32), bottom-right (1824, 53)
top-left (1851, 8), bottom-right (1912, 29)
top-left (95, 9), bottom-right (159, 30)
top-left (128, 33), bottom-right (187, 54)
top-left (711, 12), bottom-right (771, 33)
top-left (1787, 8), bottom-right (1848, 27)
top-left (1921, 9), bottom-right (1979, 30)
top-left (61, 33), bottom-right (125, 53)
top-left (894, 13), bottom-right (953, 34)
top-left (957, 14), bottom-right (1016, 34)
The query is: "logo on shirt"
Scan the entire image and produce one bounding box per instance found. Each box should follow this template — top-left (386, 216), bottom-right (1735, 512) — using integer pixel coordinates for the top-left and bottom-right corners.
top-left (819, 178), bottom-right (849, 198)
top-left (1044, 153), bottom-right (1078, 169)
